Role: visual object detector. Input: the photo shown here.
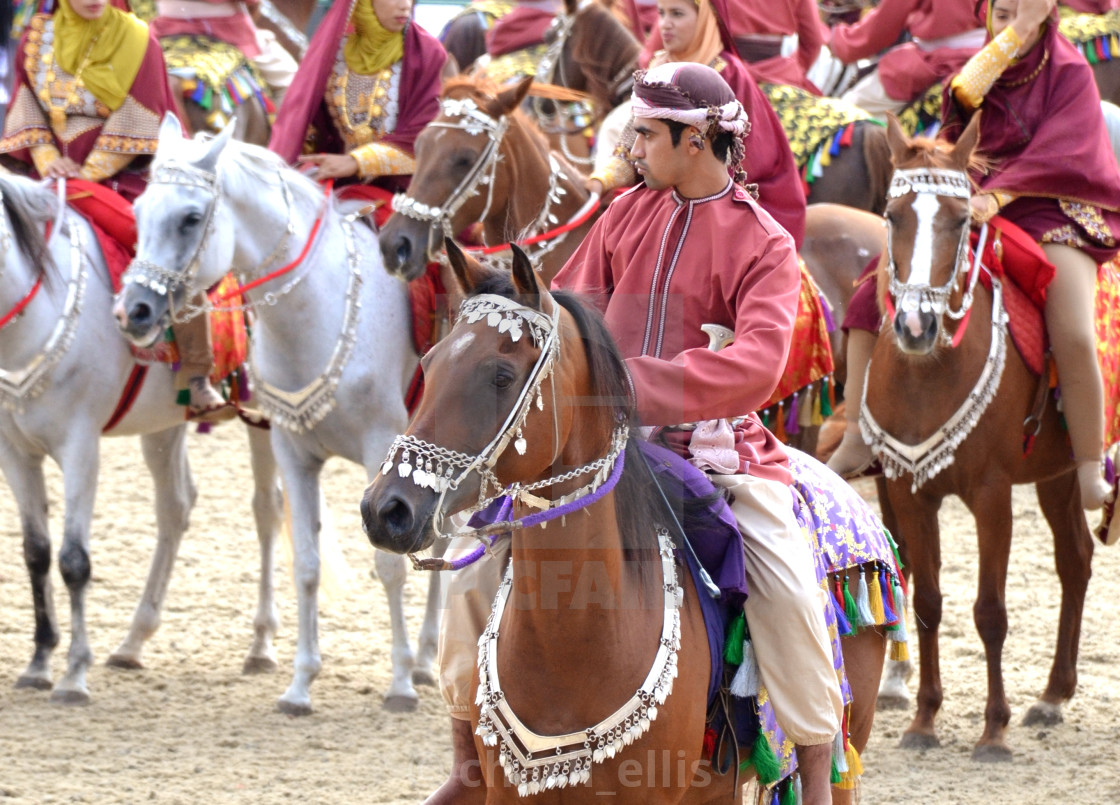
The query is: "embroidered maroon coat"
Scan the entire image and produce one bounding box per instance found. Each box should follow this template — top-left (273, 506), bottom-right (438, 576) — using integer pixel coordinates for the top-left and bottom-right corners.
top-left (552, 181), bottom-right (800, 484)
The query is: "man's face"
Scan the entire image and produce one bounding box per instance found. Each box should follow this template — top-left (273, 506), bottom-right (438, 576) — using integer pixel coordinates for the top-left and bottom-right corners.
top-left (630, 118), bottom-right (687, 191)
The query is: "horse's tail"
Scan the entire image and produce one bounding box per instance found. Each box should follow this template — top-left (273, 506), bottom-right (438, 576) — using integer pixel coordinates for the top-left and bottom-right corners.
top-left (860, 122), bottom-right (893, 217)
top-left (279, 490), bottom-right (353, 606)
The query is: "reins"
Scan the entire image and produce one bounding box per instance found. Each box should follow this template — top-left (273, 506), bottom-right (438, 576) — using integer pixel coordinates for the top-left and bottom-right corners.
top-left (0, 275), bottom-right (42, 331)
top-left (460, 192), bottom-right (601, 256)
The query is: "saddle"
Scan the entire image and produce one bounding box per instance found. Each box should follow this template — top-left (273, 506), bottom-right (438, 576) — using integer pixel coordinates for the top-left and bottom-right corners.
top-left (159, 34), bottom-right (275, 130)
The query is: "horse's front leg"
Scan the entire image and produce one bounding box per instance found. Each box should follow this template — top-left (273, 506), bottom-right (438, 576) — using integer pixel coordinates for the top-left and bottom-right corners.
top-left (890, 484), bottom-right (944, 750)
top-left (1023, 473), bottom-right (1093, 726)
top-left (51, 431), bottom-right (101, 704)
top-left (0, 446), bottom-right (59, 690)
top-left (242, 424), bottom-right (283, 675)
top-left (108, 426), bottom-right (194, 670)
top-left (273, 432), bottom-right (325, 715)
top-left (374, 547), bottom-right (419, 712)
top-left (412, 537), bottom-right (448, 690)
top-left (965, 482), bottom-right (1014, 761)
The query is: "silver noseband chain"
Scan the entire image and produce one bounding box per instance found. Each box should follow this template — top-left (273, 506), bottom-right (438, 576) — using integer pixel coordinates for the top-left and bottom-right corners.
top-left (885, 167), bottom-right (979, 339)
top-left (392, 97), bottom-right (510, 258)
top-left (379, 293), bottom-right (564, 532)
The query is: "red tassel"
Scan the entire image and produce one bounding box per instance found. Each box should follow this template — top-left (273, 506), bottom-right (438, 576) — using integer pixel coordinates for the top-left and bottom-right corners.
top-left (833, 574), bottom-right (845, 610)
top-left (839, 121), bottom-right (855, 148)
top-left (703, 727), bottom-right (716, 758)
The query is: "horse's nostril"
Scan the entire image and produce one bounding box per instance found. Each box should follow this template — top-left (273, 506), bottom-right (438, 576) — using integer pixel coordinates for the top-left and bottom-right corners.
top-left (130, 302), bottom-right (152, 328)
top-left (395, 237), bottom-right (412, 268)
top-left (377, 495), bottom-right (415, 542)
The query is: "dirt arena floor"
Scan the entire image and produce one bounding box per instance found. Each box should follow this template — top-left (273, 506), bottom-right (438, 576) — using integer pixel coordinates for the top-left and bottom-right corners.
top-left (1, 423), bottom-right (1118, 804)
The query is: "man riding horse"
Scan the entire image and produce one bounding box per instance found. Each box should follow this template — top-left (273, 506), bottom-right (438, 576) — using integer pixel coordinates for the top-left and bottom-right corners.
top-left (429, 62), bottom-right (844, 805)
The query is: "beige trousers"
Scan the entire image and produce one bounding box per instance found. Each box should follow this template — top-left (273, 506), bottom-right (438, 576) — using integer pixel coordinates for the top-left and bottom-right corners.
top-left (171, 293), bottom-right (214, 381)
top-left (840, 71), bottom-right (908, 120)
top-left (437, 472), bottom-right (843, 746)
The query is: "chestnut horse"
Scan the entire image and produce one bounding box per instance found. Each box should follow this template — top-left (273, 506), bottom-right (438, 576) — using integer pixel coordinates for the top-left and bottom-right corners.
top-left (362, 242), bottom-right (897, 803)
top-left (378, 75), bottom-right (600, 285)
top-left (862, 115), bottom-right (1097, 760)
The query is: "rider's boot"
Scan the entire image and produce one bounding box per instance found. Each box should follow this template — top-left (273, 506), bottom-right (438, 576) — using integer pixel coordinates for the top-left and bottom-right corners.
top-left (173, 300), bottom-right (235, 424)
top-left (1042, 243), bottom-right (1112, 510)
top-left (826, 328), bottom-right (877, 478)
top-left (424, 717), bottom-right (485, 805)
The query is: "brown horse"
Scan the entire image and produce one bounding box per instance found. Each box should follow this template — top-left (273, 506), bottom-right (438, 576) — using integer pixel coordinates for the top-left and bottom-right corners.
top-left (361, 242), bottom-right (893, 803)
top-left (862, 115), bottom-right (1095, 760)
top-left (378, 75), bottom-right (599, 285)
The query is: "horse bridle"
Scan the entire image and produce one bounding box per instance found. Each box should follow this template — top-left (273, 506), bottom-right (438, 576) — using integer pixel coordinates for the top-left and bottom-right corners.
top-left (884, 166), bottom-right (981, 342)
top-left (391, 97), bottom-right (510, 261)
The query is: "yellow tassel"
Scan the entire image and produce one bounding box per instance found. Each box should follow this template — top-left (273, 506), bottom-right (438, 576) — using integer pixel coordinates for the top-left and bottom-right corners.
top-left (890, 638), bottom-right (909, 662)
top-left (837, 745), bottom-right (864, 789)
top-left (868, 568), bottom-right (886, 625)
top-left (811, 389), bottom-right (823, 426)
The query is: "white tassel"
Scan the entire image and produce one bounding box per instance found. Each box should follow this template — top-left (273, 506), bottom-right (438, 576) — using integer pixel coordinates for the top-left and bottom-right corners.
top-left (855, 569), bottom-right (875, 627)
top-left (890, 580), bottom-right (909, 644)
top-left (832, 730), bottom-right (848, 774)
top-left (728, 639), bottom-right (759, 698)
top-left (794, 772), bottom-right (803, 805)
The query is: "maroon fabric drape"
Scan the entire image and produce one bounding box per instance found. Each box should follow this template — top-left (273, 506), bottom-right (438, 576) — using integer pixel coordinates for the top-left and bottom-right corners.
top-left (268, 0), bottom-right (447, 165)
top-left (486, 6), bottom-right (553, 56)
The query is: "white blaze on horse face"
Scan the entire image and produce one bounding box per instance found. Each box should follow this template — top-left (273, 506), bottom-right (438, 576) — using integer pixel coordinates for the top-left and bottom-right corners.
top-left (449, 330), bottom-right (476, 357)
top-left (908, 192), bottom-right (941, 289)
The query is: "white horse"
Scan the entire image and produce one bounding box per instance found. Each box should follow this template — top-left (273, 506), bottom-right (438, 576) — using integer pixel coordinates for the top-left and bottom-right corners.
top-left (114, 115), bottom-right (443, 715)
top-left (0, 172), bottom-right (283, 703)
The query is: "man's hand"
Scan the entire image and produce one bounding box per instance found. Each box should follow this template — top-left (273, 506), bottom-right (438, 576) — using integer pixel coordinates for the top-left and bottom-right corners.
top-left (969, 192), bottom-right (1000, 223)
top-left (43, 156), bottom-right (82, 179)
top-left (1011, 0), bottom-right (1054, 52)
top-left (296, 153), bottom-right (359, 180)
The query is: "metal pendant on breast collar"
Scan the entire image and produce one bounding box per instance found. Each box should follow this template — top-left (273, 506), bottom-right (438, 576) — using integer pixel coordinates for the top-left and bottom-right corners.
top-left (0, 213), bottom-right (87, 412)
top-left (860, 277), bottom-right (1008, 492)
top-left (392, 98), bottom-right (509, 258)
top-left (246, 215), bottom-right (363, 434)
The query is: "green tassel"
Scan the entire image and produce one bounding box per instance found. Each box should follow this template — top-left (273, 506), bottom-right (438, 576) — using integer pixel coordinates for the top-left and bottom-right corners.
top-left (723, 612), bottom-right (746, 664)
top-left (780, 776), bottom-right (797, 805)
top-left (176, 388), bottom-right (190, 406)
top-left (830, 754), bottom-right (842, 785)
top-left (761, 407), bottom-right (772, 429)
top-left (886, 528), bottom-right (904, 572)
top-left (842, 575), bottom-right (860, 633)
top-left (742, 732), bottom-right (781, 785)
top-left (820, 377), bottom-right (833, 417)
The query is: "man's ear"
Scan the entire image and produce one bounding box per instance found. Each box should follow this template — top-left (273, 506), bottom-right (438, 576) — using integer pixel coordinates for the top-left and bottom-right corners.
top-left (686, 127), bottom-right (706, 153)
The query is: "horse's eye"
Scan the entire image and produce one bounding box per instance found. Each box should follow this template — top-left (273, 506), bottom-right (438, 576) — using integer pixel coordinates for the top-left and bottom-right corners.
top-left (494, 369), bottom-right (515, 390)
top-left (183, 211), bottom-right (203, 228)
top-left (452, 155), bottom-right (474, 171)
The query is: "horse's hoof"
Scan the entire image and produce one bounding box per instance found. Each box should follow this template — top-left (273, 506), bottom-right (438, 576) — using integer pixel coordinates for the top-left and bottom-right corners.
top-left (382, 694), bottom-right (419, 713)
top-left (1022, 701), bottom-right (1063, 727)
top-left (971, 743), bottom-right (1013, 763)
top-left (411, 667), bottom-right (437, 687)
top-left (899, 731), bottom-right (940, 751)
top-left (106, 654), bottom-right (144, 670)
top-left (276, 698), bottom-right (313, 717)
top-left (242, 656), bottom-right (278, 675)
top-left (876, 692), bottom-right (910, 711)
top-left (14, 675), bottom-right (52, 691)
top-left (50, 688), bottom-right (91, 706)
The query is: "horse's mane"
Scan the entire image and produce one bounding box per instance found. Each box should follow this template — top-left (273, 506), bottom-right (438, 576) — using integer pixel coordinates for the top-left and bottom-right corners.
top-left (567, 2), bottom-right (640, 112)
top-left (0, 174), bottom-right (57, 284)
top-left (465, 271), bottom-right (716, 571)
top-left (899, 135), bottom-right (993, 184)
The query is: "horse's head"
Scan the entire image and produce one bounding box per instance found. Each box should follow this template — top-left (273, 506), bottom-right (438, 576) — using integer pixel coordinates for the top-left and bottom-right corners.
top-left (378, 76), bottom-right (535, 281)
top-left (550, 0), bottom-right (640, 112)
top-left (881, 112), bottom-right (981, 355)
top-left (114, 113), bottom-right (237, 347)
top-left (362, 240), bottom-right (623, 554)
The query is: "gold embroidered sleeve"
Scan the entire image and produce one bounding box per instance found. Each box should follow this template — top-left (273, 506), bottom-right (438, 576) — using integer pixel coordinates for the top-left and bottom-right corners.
top-left (80, 150), bottom-right (136, 183)
top-left (351, 141), bottom-right (417, 179)
top-left (950, 27), bottom-right (1022, 111)
top-left (87, 96), bottom-right (163, 157)
top-left (589, 155), bottom-right (637, 193)
top-left (30, 144), bottom-right (62, 176)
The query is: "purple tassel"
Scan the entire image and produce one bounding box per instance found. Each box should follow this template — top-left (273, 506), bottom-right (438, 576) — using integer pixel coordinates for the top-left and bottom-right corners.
top-left (786, 394), bottom-right (800, 435)
top-left (1106, 455), bottom-right (1116, 485)
top-left (196, 422), bottom-right (212, 435)
top-left (879, 568), bottom-right (898, 624)
top-left (830, 590), bottom-right (853, 636)
top-left (237, 366), bottom-right (252, 402)
top-left (820, 293), bottom-right (837, 333)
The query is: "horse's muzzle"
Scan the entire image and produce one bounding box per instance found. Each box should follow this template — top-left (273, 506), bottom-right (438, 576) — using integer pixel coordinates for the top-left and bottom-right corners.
top-left (892, 308), bottom-right (939, 355)
top-left (112, 287), bottom-right (167, 348)
top-left (360, 481), bottom-right (436, 555)
top-left (378, 215), bottom-right (429, 282)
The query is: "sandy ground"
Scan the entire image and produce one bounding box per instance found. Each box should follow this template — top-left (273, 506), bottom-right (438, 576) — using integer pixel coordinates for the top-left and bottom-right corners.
top-left (1, 422), bottom-right (1119, 804)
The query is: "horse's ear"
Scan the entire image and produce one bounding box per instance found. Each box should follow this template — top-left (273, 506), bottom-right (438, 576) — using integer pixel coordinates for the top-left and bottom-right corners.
top-left (158, 112), bottom-right (185, 148)
top-left (509, 244), bottom-right (543, 310)
top-left (950, 110), bottom-right (982, 171)
top-left (195, 116), bottom-right (237, 173)
top-left (444, 237), bottom-right (491, 297)
top-left (490, 75), bottom-right (535, 117)
top-left (564, 0), bottom-right (579, 15)
top-left (884, 113), bottom-right (911, 167)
